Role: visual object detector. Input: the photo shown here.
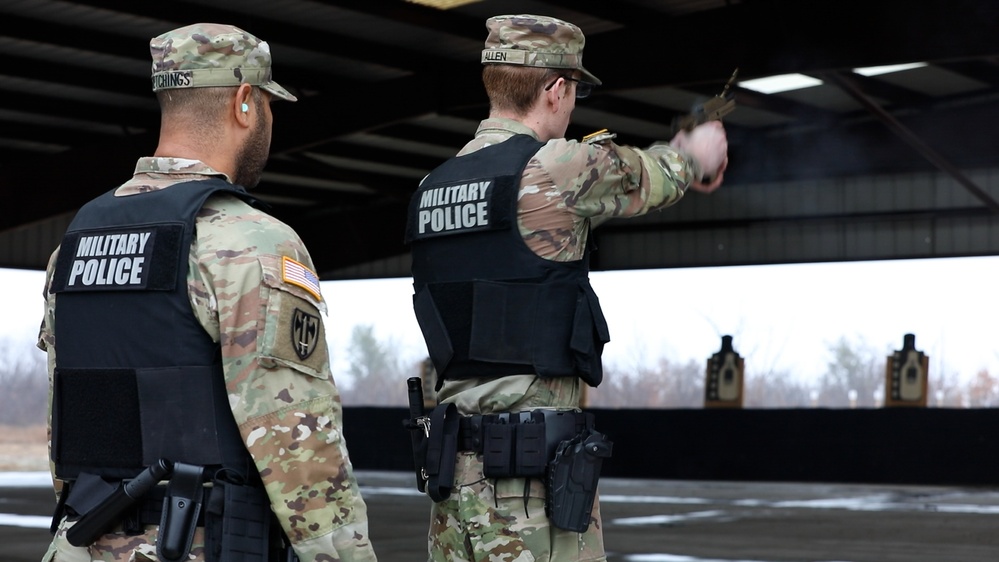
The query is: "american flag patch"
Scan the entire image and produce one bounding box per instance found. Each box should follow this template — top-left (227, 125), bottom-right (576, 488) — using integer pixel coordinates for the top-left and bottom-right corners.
top-left (282, 256), bottom-right (322, 301)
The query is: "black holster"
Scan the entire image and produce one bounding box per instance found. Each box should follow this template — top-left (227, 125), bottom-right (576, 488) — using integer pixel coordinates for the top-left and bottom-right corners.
top-left (545, 428), bottom-right (613, 532)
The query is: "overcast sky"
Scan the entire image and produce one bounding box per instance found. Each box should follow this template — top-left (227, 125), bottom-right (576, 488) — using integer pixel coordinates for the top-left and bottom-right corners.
top-left (320, 256), bottom-right (997, 387)
top-left (4, 255), bottom-right (997, 388)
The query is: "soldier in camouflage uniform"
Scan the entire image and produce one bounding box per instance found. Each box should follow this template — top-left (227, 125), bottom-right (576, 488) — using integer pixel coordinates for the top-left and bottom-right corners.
top-left (38, 23), bottom-right (376, 562)
top-left (406, 14), bottom-right (728, 562)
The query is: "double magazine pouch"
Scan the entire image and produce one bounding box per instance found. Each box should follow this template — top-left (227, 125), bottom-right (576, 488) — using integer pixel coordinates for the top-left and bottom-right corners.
top-left (483, 411), bottom-right (547, 479)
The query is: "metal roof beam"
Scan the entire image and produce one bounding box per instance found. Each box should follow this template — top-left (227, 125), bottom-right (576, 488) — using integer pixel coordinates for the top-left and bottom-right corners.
top-left (69, 0), bottom-right (454, 74)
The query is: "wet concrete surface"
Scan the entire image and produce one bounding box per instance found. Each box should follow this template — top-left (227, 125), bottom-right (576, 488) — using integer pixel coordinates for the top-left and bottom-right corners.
top-left (5, 470), bottom-right (999, 561)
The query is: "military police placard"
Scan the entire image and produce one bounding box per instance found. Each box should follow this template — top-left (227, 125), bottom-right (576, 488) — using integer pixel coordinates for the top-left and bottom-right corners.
top-left (52, 224), bottom-right (182, 293)
top-left (410, 177), bottom-right (496, 239)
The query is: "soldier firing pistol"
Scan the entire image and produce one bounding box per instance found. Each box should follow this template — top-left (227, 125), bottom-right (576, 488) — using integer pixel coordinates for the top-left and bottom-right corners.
top-left (670, 68), bottom-right (739, 136)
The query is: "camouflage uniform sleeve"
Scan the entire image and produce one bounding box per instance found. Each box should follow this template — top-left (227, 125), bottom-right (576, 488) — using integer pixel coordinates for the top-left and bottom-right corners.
top-left (517, 137), bottom-right (701, 261)
top-left (537, 137), bottom-right (698, 223)
top-left (38, 247), bottom-right (65, 499)
top-left (191, 195), bottom-right (377, 562)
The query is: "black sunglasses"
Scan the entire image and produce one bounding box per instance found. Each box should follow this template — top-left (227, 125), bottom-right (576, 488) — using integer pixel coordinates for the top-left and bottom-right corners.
top-left (544, 74), bottom-right (594, 99)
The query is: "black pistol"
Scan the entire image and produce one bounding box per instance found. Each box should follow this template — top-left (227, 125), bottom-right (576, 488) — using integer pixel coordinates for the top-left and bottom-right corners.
top-left (66, 458), bottom-right (173, 547)
top-left (404, 376), bottom-right (431, 492)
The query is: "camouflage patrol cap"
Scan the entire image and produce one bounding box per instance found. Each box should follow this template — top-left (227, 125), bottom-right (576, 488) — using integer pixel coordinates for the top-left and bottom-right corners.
top-left (150, 23), bottom-right (297, 101)
top-left (482, 14), bottom-right (601, 86)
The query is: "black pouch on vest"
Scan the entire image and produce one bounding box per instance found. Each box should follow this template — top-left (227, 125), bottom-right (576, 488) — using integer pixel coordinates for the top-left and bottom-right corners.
top-left (204, 478), bottom-right (272, 562)
top-left (413, 286), bottom-right (454, 378)
top-left (545, 429), bottom-right (613, 533)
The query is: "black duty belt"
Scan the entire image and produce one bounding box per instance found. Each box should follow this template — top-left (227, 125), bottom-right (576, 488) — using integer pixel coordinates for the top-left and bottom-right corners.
top-left (420, 405), bottom-right (597, 501)
top-left (457, 409), bottom-right (592, 454)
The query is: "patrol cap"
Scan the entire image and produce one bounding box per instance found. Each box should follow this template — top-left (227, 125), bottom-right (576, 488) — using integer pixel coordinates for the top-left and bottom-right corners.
top-left (150, 23), bottom-right (297, 102)
top-left (481, 14), bottom-right (601, 86)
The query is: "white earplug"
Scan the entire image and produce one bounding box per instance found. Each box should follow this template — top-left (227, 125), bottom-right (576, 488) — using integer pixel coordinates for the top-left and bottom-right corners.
top-left (241, 103), bottom-right (249, 113)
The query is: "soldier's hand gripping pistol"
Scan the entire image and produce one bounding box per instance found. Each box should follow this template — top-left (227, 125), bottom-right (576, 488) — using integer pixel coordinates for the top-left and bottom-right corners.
top-left (403, 377), bottom-right (431, 492)
top-left (670, 68), bottom-right (738, 136)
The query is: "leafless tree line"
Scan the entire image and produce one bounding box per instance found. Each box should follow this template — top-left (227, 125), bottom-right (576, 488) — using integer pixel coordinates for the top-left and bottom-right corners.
top-left (336, 330), bottom-right (988, 409)
top-left (1, 330), bottom-right (995, 423)
top-left (0, 338), bottom-right (47, 426)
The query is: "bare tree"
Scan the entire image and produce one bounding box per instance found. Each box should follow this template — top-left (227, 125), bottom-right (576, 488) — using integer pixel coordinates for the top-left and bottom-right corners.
top-left (0, 336), bottom-right (48, 426)
top-left (333, 325), bottom-right (989, 410)
top-left (338, 324), bottom-right (410, 407)
top-left (744, 369), bottom-right (812, 408)
top-left (589, 357), bottom-right (704, 409)
top-left (966, 369), bottom-right (999, 408)
top-left (817, 336), bottom-right (885, 408)
top-left (929, 368), bottom-right (964, 407)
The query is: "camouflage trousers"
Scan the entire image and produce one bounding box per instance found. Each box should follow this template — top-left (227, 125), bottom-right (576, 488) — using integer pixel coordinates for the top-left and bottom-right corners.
top-left (428, 452), bottom-right (606, 562)
top-left (43, 519), bottom-right (206, 562)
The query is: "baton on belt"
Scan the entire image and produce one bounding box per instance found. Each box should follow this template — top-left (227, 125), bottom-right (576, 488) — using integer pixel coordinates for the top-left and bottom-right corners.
top-left (404, 377), bottom-right (431, 492)
top-left (66, 458), bottom-right (173, 547)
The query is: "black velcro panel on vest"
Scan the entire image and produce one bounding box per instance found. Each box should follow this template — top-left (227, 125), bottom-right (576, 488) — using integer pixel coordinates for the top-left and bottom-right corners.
top-left (146, 224), bottom-right (183, 290)
top-left (428, 281), bottom-right (473, 359)
top-left (469, 279), bottom-right (579, 377)
top-left (54, 368), bottom-right (144, 473)
top-left (468, 280), bottom-right (539, 364)
top-left (53, 366), bottom-right (234, 480)
top-left (426, 281), bottom-right (533, 379)
top-left (136, 365), bottom-right (228, 468)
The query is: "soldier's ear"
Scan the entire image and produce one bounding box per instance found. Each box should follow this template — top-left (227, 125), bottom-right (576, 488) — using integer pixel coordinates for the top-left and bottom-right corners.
top-left (546, 77), bottom-right (566, 112)
top-left (233, 84), bottom-right (254, 126)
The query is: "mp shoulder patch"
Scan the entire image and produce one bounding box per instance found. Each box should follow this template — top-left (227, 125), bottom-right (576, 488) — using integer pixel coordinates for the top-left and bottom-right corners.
top-left (290, 307), bottom-right (321, 361)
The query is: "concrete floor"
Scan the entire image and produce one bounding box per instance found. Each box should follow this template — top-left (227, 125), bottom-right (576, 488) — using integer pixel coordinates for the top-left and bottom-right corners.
top-left (5, 470), bottom-right (999, 561)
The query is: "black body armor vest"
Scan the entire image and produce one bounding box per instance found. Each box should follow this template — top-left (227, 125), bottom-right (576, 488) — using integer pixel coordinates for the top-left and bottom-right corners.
top-left (405, 135), bottom-right (610, 389)
top-left (49, 179), bottom-right (259, 481)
